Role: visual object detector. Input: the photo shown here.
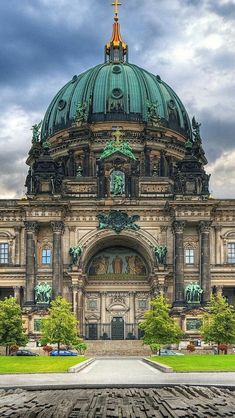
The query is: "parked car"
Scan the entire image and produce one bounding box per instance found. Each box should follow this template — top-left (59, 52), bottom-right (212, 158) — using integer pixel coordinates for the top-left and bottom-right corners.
top-left (11, 349), bottom-right (39, 356)
top-left (50, 349), bottom-right (78, 356)
top-left (159, 349), bottom-right (184, 356)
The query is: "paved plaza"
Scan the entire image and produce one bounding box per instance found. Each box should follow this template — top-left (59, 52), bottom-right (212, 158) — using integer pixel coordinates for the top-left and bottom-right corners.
top-left (1, 359), bottom-right (235, 417)
top-left (1, 358), bottom-right (235, 389)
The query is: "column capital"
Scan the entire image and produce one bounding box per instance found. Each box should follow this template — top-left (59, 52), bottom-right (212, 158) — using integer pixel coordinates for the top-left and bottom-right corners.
top-left (172, 220), bottom-right (185, 233)
top-left (199, 220), bottom-right (212, 233)
top-left (24, 221), bottom-right (38, 233)
top-left (51, 221), bottom-right (64, 233)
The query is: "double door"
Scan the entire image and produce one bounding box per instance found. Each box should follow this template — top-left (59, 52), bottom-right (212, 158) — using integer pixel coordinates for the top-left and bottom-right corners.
top-left (111, 317), bottom-right (124, 340)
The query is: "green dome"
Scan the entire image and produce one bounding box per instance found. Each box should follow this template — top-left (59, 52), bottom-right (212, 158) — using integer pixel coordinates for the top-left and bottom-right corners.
top-left (41, 62), bottom-right (192, 140)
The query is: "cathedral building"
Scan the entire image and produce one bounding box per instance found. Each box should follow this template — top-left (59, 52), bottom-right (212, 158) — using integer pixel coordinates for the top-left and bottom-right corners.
top-left (0, 3), bottom-right (234, 342)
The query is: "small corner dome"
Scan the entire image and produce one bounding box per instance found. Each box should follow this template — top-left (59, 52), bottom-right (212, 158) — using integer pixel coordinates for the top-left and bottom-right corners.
top-left (41, 62), bottom-right (192, 140)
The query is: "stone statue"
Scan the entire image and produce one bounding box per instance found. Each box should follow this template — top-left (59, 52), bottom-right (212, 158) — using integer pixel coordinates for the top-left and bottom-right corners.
top-left (192, 117), bottom-right (202, 142)
top-left (25, 167), bottom-right (33, 194)
top-left (35, 282), bottom-right (52, 304)
top-left (31, 121), bottom-right (42, 143)
top-left (154, 245), bottom-right (167, 265)
top-left (69, 246), bottom-right (82, 265)
top-left (185, 282), bottom-right (203, 304)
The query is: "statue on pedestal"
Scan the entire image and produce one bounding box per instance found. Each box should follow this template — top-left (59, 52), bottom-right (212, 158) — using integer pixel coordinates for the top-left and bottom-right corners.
top-left (35, 282), bottom-right (52, 304)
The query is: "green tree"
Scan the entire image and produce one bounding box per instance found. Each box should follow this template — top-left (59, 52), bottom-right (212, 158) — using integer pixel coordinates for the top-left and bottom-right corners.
top-left (201, 294), bottom-right (235, 354)
top-left (139, 295), bottom-right (183, 354)
top-left (0, 297), bottom-right (28, 356)
top-left (41, 297), bottom-right (79, 352)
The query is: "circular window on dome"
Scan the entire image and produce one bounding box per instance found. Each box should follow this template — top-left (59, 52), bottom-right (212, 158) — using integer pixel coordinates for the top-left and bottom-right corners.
top-left (58, 99), bottom-right (66, 111)
top-left (168, 99), bottom-right (176, 110)
top-left (112, 65), bottom-right (121, 74)
top-left (112, 88), bottom-right (123, 99)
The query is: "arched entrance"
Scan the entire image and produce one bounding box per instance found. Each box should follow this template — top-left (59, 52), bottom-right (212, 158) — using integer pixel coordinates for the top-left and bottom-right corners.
top-left (80, 232), bottom-right (154, 340)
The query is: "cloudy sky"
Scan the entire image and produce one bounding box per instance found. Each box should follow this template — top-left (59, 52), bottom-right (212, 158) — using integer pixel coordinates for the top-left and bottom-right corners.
top-left (0, 0), bottom-right (234, 199)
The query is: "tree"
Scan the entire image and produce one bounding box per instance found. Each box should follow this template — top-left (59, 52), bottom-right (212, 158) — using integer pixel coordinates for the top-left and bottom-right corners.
top-left (41, 297), bottom-right (79, 352)
top-left (138, 295), bottom-right (183, 354)
top-left (201, 294), bottom-right (235, 354)
top-left (0, 297), bottom-right (28, 356)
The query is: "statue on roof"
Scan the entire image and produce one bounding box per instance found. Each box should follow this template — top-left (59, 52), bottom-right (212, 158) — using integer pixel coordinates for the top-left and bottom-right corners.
top-left (192, 117), bottom-right (202, 142)
top-left (31, 121), bottom-right (42, 143)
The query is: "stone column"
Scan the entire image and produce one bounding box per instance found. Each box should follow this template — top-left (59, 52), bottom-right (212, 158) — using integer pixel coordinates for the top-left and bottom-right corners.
top-left (173, 221), bottom-right (185, 306)
top-left (72, 285), bottom-right (78, 314)
top-left (129, 292), bottom-right (135, 324)
top-left (24, 221), bottom-right (38, 304)
top-left (77, 286), bottom-right (83, 330)
top-left (14, 227), bottom-right (21, 266)
top-left (100, 292), bottom-right (106, 324)
top-left (215, 225), bottom-right (222, 265)
top-left (199, 221), bottom-right (211, 304)
top-left (51, 221), bottom-right (64, 298)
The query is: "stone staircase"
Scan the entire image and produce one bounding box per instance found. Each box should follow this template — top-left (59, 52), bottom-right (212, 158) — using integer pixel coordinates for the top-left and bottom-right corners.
top-left (85, 340), bottom-right (151, 357)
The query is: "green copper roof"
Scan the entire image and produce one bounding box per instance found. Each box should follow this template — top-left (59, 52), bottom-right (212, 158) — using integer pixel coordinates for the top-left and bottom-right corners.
top-left (41, 62), bottom-right (192, 140)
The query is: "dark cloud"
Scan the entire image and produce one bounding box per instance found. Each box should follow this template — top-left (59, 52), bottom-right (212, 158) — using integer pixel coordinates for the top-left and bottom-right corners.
top-left (0, 0), bottom-right (234, 198)
top-left (208, 1), bottom-right (235, 19)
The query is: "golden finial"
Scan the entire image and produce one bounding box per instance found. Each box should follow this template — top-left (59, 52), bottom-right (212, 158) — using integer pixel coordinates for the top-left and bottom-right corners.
top-left (112, 0), bottom-right (122, 21)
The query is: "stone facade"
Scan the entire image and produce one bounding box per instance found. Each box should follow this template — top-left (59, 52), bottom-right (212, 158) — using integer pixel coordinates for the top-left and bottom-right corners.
top-left (0, 13), bottom-right (234, 343)
top-left (0, 120), bottom-right (235, 342)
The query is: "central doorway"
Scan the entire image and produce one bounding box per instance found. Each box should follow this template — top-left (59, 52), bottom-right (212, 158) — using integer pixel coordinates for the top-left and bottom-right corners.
top-left (111, 317), bottom-right (124, 340)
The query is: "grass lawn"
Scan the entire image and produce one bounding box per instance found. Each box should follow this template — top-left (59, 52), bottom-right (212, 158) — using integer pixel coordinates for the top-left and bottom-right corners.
top-left (0, 356), bottom-right (88, 373)
top-left (150, 354), bottom-right (235, 372)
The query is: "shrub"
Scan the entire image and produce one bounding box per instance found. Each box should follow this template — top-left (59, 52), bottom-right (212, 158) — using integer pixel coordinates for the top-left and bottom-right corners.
top-left (74, 342), bottom-right (88, 355)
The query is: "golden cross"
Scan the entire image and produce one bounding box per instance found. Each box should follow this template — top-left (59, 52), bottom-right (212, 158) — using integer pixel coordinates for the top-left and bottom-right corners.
top-left (112, 0), bottom-right (122, 19)
top-left (112, 128), bottom-right (123, 144)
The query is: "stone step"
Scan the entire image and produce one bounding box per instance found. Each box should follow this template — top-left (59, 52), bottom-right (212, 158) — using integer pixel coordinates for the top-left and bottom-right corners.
top-left (85, 340), bottom-right (151, 357)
